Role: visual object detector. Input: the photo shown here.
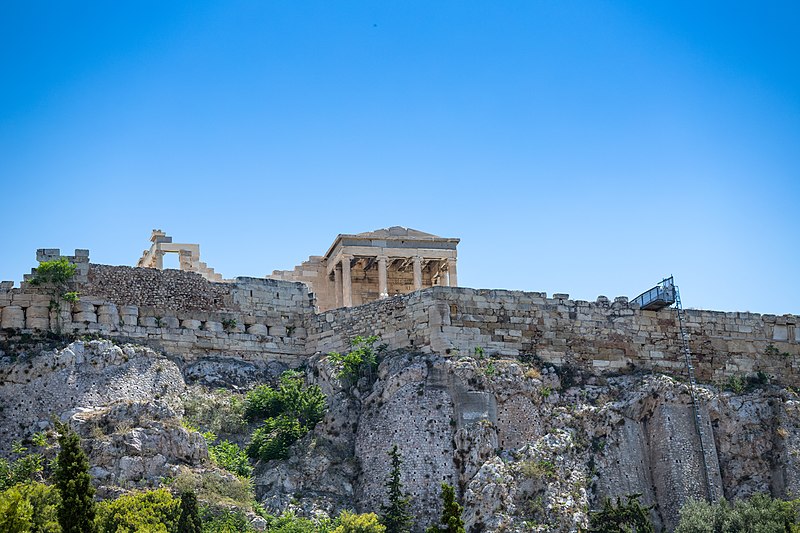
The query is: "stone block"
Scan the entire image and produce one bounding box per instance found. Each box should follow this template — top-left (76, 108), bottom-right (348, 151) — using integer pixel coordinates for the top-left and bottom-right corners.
top-left (247, 324), bottom-right (269, 335)
top-left (74, 311), bottom-right (97, 323)
top-left (161, 317), bottom-right (180, 329)
top-left (204, 321), bottom-right (223, 332)
top-left (182, 319), bottom-right (202, 330)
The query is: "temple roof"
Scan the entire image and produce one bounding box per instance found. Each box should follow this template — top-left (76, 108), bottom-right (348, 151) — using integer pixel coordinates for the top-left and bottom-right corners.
top-left (323, 226), bottom-right (459, 260)
top-left (353, 226), bottom-right (441, 239)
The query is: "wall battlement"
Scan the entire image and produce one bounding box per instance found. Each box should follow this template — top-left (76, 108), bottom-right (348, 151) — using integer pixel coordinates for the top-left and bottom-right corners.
top-left (2, 250), bottom-right (799, 384)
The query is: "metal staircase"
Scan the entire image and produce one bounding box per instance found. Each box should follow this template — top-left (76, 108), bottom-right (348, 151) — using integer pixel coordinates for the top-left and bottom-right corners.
top-left (674, 284), bottom-right (717, 502)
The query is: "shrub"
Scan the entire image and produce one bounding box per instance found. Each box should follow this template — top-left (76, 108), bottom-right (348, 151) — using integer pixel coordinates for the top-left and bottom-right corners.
top-left (589, 493), bottom-right (653, 533)
top-left (245, 371), bottom-right (327, 462)
top-left (183, 388), bottom-right (248, 438)
top-left (0, 441), bottom-right (44, 491)
top-left (520, 459), bottom-right (556, 480)
top-left (244, 385), bottom-right (284, 421)
top-left (172, 467), bottom-right (254, 511)
top-left (247, 415), bottom-right (305, 461)
top-left (0, 481), bottom-right (60, 533)
top-left (208, 440), bottom-right (252, 478)
top-left (328, 335), bottom-right (380, 387)
top-left (675, 494), bottom-right (800, 533)
top-left (264, 510), bottom-right (320, 533)
top-left (201, 506), bottom-right (256, 532)
top-left (95, 488), bottom-right (179, 533)
top-left (334, 511), bottom-right (386, 533)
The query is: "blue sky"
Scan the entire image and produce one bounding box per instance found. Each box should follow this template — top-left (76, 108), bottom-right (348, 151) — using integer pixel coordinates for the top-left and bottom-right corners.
top-left (1, 1), bottom-right (798, 314)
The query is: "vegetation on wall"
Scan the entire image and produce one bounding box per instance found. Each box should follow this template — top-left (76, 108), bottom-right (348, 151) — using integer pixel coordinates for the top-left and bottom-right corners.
top-left (27, 258), bottom-right (79, 332)
top-left (328, 335), bottom-right (382, 388)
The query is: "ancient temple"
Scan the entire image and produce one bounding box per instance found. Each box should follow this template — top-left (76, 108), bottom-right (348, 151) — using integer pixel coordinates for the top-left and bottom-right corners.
top-left (267, 227), bottom-right (459, 311)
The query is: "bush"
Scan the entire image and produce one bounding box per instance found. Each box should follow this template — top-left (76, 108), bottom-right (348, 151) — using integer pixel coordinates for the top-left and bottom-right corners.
top-left (0, 481), bottom-right (60, 533)
top-left (172, 466), bottom-right (254, 511)
top-left (245, 371), bottom-right (327, 462)
top-left (244, 385), bottom-right (283, 421)
top-left (183, 388), bottom-right (248, 439)
top-left (200, 507), bottom-right (257, 533)
top-left (247, 415), bottom-right (305, 461)
top-left (333, 511), bottom-right (386, 533)
top-left (675, 494), bottom-right (800, 533)
top-left (208, 440), bottom-right (252, 478)
top-left (264, 510), bottom-right (321, 533)
top-left (0, 441), bottom-right (44, 491)
top-left (95, 488), bottom-right (179, 533)
top-left (589, 493), bottom-right (653, 533)
top-left (328, 336), bottom-right (380, 387)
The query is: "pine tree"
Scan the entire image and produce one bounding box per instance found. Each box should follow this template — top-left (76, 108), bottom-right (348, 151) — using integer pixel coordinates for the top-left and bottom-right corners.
top-left (53, 423), bottom-right (96, 533)
top-left (177, 490), bottom-right (203, 533)
top-left (426, 483), bottom-right (465, 533)
top-left (379, 445), bottom-right (412, 533)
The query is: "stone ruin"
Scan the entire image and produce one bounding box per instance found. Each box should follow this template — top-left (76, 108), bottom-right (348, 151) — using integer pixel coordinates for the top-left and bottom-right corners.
top-left (137, 229), bottom-right (223, 282)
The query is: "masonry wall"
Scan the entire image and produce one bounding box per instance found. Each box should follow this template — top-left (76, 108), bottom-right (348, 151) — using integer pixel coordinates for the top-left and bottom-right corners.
top-left (0, 253), bottom-right (315, 366)
top-left (4, 250), bottom-right (800, 384)
top-left (309, 286), bottom-right (800, 385)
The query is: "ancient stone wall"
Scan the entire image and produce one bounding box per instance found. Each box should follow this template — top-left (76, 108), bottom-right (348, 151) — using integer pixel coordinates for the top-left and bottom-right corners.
top-left (1, 253), bottom-right (315, 366)
top-left (309, 286), bottom-right (800, 386)
top-left (4, 250), bottom-right (800, 384)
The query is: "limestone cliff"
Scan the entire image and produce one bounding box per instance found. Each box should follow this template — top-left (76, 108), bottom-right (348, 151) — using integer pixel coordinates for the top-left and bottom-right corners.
top-left (1, 337), bottom-right (799, 532)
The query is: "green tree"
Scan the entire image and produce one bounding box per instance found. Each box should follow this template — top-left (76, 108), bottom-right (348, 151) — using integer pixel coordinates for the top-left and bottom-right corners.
top-left (380, 445), bottom-right (412, 533)
top-left (177, 490), bottom-right (203, 533)
top-left (426, 483), bottom-right (464, 533)
top-left (589, 493), bottom-right (654, 533)
top-left (334, 511), bottom-right (386, 533)
top-left (54, 424), bottom-right (96, 533)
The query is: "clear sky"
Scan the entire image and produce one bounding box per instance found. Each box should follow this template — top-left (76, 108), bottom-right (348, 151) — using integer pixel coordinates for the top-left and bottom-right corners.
top-left (1, 1), bottom-right (798, 314)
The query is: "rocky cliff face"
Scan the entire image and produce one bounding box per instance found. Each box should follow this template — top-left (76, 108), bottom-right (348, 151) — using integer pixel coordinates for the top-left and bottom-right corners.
top-left (2, 338), bottom-right (798, 532)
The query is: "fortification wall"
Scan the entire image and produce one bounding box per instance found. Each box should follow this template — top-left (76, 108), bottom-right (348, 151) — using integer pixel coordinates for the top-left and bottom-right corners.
top-left (0, 251), bottom-right (315, 366)
top-left (309, 286), bottom-right (800, 385)
top-left (4, 249), bottom-right (800, 384)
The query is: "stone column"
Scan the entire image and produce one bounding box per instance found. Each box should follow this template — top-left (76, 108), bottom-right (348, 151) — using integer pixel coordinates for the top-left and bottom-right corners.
top-left (378, 255), bottom-right (388, 299)
top-left (413, 256), bottom-right (423, 290)
top-left (341, 255), bottom-right (353, 307)
top-left (448, 258), bottom-right (458, 287)
top-left (154, 249), bottom-right (165, 270)
top-left (334, 266), bottom-right (343, 308)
